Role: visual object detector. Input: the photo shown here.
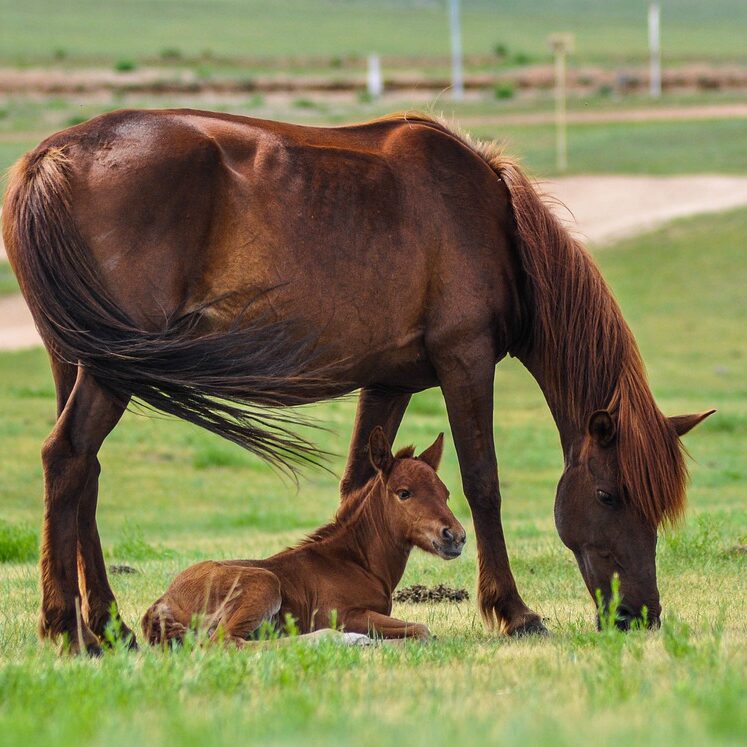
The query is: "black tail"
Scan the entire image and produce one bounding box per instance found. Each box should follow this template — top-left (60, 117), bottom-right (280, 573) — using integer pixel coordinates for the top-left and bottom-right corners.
top-left (3, 146), bottom-right (336, 470)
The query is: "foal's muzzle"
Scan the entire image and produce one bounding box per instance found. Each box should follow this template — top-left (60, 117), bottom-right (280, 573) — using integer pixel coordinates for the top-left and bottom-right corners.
top-left (433, 526), bottom-right (466, 559)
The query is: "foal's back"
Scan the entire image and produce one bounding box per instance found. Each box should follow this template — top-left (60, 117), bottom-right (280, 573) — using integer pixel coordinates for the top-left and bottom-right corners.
top-left (142, 428), bottom-right (463, 644)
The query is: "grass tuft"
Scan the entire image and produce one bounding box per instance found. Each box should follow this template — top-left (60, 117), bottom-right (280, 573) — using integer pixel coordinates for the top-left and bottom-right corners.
top-left (0, 520), bottom-right (38, 563)
top-left (109, 523), bottom-right (175, 561)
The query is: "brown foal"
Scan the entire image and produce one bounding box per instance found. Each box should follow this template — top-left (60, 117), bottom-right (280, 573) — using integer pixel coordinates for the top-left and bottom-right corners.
top-left (142, 428), bottom-right (465, 646)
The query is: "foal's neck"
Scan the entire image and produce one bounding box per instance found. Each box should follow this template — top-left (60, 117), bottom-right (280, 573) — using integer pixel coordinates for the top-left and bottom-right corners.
top-left (330, 477), bottom-right (412, 594)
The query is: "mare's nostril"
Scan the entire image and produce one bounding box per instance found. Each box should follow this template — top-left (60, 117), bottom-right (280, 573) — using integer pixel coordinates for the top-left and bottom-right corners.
top-left (441, 527), bottom-right (454, 542)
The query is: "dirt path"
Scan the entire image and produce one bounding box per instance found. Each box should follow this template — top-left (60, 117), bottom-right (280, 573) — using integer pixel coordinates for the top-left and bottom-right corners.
top-left (549, 174), bottom-right (747, 245)
top-left (458, 103), bottom-right (747, 128)
top-left (2, 173), bottom-right (747, 351)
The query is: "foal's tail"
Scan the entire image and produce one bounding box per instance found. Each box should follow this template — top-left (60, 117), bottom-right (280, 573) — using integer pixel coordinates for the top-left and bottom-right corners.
top-left (3, 146), bottom-right (333, 471)
top-left (141, 600), bottom-right (188, 646)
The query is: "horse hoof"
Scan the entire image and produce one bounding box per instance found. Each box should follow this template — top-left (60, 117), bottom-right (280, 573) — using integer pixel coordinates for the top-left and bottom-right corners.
top-left (101, 628), bottom-right (139, 652)
top-left (508, 617), bottom-right (549, 637)
top-left (86, 640), bottom-right (104, 657)
top-left (56, 635), bottom-right (103, 657)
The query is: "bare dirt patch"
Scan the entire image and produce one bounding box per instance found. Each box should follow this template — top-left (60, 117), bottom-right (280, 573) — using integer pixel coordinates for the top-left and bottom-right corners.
top-left (459, 103), bottom-right (747, 128)
top-left (547, 174), bottom-right (747, 246)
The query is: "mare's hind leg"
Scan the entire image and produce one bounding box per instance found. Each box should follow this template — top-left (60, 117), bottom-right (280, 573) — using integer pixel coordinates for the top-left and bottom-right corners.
top-left (49, 354), bottom-right (77, 416)
top-left (340, 386), bottom-right (411, 495)
top-left (40, 364), bottom-right (128, 653)
top-left (435, 348), bottom-right (546, 636)
top-left (76, 420), bottom-right (135, 646)
top-left (49, 357), bottom-right (134, 646)
top-left (209, 567), bottom-right (282, 646)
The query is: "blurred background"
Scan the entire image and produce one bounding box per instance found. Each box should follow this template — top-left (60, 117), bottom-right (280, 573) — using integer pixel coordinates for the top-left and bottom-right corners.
top-left (0, 0), bottom-right (746, 179)
top-left (0, 8), bottom-right (745, 744)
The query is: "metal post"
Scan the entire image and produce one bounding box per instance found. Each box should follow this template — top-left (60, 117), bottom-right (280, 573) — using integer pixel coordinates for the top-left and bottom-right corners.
top-left (367, 53), bottom-right (383, 99)
top-left (449, 0), bottom-right (464, 101)
top-left (548, 34), bottom-right (574, 172)
top-left (555, 47), bottom-right (567, 171)
top-left (648, 4), bottom-right (662, 98)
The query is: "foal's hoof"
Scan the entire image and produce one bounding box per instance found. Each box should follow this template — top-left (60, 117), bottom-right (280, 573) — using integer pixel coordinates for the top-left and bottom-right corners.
top-left (507, 616), bottom-right (549, 638)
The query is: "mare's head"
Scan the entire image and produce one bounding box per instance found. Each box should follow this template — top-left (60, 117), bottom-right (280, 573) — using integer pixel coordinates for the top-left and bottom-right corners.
top-left (368, 427), bottom-right (466, 559)
top-left (555, 408), bottom-right (714, 630)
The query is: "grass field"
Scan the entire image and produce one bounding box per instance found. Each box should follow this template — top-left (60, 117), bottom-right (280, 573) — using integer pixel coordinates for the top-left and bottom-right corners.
top-left (1, 0), bottom-right (746, 65)
top-left (0, 206), bottom-right (745, 746)
top-left (0, 262), bottom-right (19, 296)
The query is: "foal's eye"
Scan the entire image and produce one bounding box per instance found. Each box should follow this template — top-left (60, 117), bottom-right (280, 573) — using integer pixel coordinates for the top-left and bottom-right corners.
top-left (596, 489), bottom-right (617, 507)
top-left (397, 489), bottom-right (412, 500)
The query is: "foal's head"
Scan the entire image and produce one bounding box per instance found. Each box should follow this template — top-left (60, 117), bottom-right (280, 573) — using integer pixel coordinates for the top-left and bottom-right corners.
top-left (367, 427), bottom-right (466, 559)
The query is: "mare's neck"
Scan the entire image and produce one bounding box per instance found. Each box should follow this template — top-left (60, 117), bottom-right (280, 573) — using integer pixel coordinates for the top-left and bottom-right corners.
top-left (517, 347), bottom-right (578, 454)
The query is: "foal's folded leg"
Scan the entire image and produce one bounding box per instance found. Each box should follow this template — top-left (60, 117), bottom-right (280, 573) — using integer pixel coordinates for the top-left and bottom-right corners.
top-left (343, 609), bottom-right (431, 640)
top-left (209, 567), bottom-right (283, 646)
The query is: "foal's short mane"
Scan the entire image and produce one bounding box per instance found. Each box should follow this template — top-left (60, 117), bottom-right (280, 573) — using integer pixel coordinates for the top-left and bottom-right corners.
top-left (293, 479), bottom-right (377, 547)
top-left (296, 447), bottom-right (417, 547)
top-left (381, 113), bottom-right (688, 527)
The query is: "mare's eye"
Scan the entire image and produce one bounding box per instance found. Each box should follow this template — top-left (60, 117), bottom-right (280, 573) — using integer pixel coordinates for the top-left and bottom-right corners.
top-left (596, 489), bottom-right (617, 507)
top-left (397, 489), bottom-right (412, 500)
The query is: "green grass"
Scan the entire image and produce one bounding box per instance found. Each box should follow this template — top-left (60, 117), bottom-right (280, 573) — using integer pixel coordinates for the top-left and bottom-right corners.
top-left (0, 520), bottom-right (37, 563)
top-left (469, 117), bottom-right (747, 175)
top-left (0, 204), bottom-right (744, 742)
top-left (1, 0), bottom-right (746, 65)
top-left (0, 261), bottom-right (20, 297)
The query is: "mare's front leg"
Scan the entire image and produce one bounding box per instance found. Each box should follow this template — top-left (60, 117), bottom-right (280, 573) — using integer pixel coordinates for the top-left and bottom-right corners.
top-left (340, 386), bottom-right (411, 495)
top-left (41, 365), bottom-right (128, 654)
top-left (343, 609), bottom-right (431, 640)
top-left (435, 349), bottom-right (546, 636)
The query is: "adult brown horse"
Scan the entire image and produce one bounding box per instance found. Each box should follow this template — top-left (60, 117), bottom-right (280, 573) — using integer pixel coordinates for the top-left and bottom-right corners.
top-left (3, 110), bottom-right (712, 653)
top-left (142, 428), bottom-right (464, 646)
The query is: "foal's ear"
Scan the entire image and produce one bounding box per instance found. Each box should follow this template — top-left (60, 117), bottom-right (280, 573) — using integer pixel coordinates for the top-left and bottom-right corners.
top-left (669, 409), bottom-right (716, 437)
top-left (368, 426), bottom-right (393, 474)
top-left (418, 432), bottom-right (444, 471)
top-left (588, 410), bottom-right (616, 447)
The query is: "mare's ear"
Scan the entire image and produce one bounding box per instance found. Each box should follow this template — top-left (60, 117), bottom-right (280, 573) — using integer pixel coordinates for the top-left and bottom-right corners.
top-left (368, 426), bottom-right (393, 474)
top-left (669, 409), bottom-right (715, 437)
top-left (418, 433), bottom-right (444, 471)
top-left (588, 410), bottom-right (616, 447)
